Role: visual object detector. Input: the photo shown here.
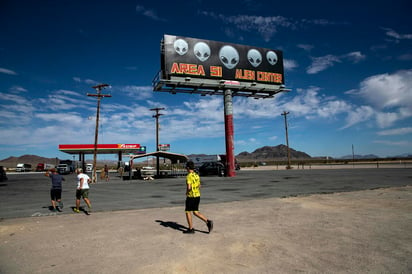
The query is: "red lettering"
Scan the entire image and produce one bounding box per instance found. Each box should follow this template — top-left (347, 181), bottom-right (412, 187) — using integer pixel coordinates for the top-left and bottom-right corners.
top-left (257, 71), bottom-right (283, 83)
top-left (170, 63), bottom-right (205, 76)
top-left (210, 66), bottom-right (222, 77)
top-left (235, 69), bottom-right (255, 80)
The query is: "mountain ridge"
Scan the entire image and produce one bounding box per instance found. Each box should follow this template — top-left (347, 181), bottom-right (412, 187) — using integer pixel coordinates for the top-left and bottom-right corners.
top-left (1, 145), bottom-right (411, 168)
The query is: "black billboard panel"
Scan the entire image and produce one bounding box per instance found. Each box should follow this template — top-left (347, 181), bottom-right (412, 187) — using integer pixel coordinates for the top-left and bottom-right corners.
top-left (161, 34), bottom-right (284, 85)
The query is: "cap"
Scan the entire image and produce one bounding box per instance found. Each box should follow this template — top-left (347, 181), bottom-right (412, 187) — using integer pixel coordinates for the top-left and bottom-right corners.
top-left (186, 161), bottom-right (195, 170)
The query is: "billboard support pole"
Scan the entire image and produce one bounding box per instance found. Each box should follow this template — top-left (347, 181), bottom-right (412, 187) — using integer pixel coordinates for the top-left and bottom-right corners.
top-left (224, 89), bottom-right (236, 177)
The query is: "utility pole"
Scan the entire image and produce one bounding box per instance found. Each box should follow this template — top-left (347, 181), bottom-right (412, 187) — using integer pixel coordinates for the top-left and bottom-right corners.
top-left (87, 84), bottom-right (111, 183)
top-left (281, 111), bottom-right (291, 169)
top-left (150, 107), bottom-right (165, 177)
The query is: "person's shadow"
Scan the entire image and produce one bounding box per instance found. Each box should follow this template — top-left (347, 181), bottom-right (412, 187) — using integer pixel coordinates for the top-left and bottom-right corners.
top-left (155, 220), bottom-right (208, 234)
top-left (155, 220), bottom-right (187, 232)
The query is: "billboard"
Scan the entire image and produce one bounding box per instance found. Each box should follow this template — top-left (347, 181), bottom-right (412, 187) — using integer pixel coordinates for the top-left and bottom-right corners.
top-left (161, 34), bottom-right (284, 85)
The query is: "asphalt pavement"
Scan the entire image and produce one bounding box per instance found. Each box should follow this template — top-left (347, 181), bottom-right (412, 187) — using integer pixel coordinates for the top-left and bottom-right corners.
top-left (0, 168), bottom-right (411, 219)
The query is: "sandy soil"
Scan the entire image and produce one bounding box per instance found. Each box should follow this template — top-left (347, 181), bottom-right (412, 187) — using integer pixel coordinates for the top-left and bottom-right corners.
top-left (0, 186), bottom-right (411, 273)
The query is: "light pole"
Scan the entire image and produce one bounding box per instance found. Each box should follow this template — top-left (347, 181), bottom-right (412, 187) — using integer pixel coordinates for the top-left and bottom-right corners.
top-left (150, 107), bottom-right (165, 177)
top-left (87, 84), bottom-right (111, 183)
top-left (281, 111), bottom-right (291, 169)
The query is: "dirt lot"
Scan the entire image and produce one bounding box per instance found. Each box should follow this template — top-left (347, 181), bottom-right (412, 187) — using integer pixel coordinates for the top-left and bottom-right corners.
top-left (0, 185), bottom-right (411, 273)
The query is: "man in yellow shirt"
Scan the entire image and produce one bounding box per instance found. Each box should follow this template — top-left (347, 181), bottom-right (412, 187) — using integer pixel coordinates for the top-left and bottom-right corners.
top-left (184, 161), bottom-right (213, 234)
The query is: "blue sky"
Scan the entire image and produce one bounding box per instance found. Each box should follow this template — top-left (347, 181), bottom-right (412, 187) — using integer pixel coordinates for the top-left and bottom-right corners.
top-left (1, 0), bottom-right (411, 161)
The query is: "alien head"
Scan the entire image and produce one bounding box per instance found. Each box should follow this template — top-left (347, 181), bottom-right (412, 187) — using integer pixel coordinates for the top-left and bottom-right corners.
top-left (194, 42), bottom-right (211, 62)
top-left (174, 39), bottom-right (188, 56)
top-left (219, 45), bottom-right (239, 69)
top-left (247, 49), bottom-right (262, 68)
top-left (266, 51), bottom-right (278, 66)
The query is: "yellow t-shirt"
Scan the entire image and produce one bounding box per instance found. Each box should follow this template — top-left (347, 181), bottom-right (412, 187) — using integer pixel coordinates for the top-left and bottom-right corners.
top-left (186, 172), bottom-right (201, 198)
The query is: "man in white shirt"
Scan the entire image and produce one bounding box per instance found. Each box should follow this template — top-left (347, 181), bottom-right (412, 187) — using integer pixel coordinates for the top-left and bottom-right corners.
top-left (73, 168), bottom-right (92, 214)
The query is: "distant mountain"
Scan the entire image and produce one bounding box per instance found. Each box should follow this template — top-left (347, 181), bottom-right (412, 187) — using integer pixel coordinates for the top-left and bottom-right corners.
top-left (0, 155), bottom-right (61, 168)
top-left (0, 155), bottom-right (119, 169)
top-left (236, 145), bottom-right (311, 160)
top-left (340, 154), bottom-right (380, 160)
top-left (392, 153), bottom-right (412, 158)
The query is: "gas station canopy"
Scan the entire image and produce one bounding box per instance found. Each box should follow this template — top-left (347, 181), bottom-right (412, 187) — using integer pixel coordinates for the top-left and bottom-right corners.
top-left (130, 151), bottom-right (189, 164)
top-left (59, 144), bottom-right (146, 155)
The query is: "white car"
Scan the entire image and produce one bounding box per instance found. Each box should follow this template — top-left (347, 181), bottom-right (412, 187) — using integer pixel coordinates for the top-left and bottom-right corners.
top-left (141, 166), bottom-right (155, 180)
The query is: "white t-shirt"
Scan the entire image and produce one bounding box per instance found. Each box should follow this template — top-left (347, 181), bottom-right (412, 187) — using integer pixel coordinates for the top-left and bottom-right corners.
top-left (77, 173), bottom-right (90, 189)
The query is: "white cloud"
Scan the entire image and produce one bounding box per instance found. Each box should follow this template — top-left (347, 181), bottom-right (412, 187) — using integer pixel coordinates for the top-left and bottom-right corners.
top-left (377, 127), bottom-right (412, 136)
top-left (284, 59), bottom-right (298, 71)
top-left (9, 86), bottom-right (27, 93)
top-left (342, 70), bottom-right (412, 129)
top-left (307, 55), bottom-right (341, 74)
top-left (398, 54), bottom-right (412, 61)
top-left (382, 27), bottom-right (412, 42)
top-left (235, 137), bottom-right (259, 146)
top-left (0, 67), bottom-right (17, 75)
top-left (182, 97), bottom-right (223, 121)
top-left (200, 12), bottom-right (342, 42)
top-left (355, 70), bottom-right (412, 109)
top-left (268, 136), bottom-right (278, 141)
top-left (340, 105), bottom-right (375, 129)
top-left (373, 140), bottom-right (411, 146)
top-left (345, 51), bottom-right (366, 63)
top-left (36, 90), bottom-right (93, 111)
top-left (375, 112), bottom-right (399, 128)
top-left (119, 85), bottom-right (153, 100)
top-left (73, 77), bottom-right (99, 85)
top-left (297, 44), bottom-right (314, 51)
top-left (307, 51), bottom-right (365, 74)
top-left (136, 5), bottom-right (165, 21)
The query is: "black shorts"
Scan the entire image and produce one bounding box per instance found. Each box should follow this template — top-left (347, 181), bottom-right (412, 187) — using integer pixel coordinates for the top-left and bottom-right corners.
top-left (50, 188), bottom-right (62, 201)
top-left (185, 196), bottom-right (200, 212)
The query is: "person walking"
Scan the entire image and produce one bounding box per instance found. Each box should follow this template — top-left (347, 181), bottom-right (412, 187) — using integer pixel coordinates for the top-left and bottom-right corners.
top-left (183, 161), bottom-right (213, 234)
top-left (104, 164), bottom-right (109, 181)
top-left (73, 168), bottom-right (92, 214)
top-left (45, 168), bottom-right (65, 212)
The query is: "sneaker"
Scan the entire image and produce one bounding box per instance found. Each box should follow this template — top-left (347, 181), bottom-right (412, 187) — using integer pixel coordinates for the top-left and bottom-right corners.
top-left (58, 201), bottom-right (64, 209)
top-left (56, 207), bottom-right (62, 212)
top-left (183, 228), bottom-right (195, 234)
top-left (52, 208), bottom-right (57, 212)
top-left (73, 208), bottom-right (80, 213)
top-left (207, 220), bottom-right (213, 233)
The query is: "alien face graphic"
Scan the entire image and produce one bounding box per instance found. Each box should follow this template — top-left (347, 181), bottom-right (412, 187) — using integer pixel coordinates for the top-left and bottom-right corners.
top-left (173, 39), bottom-right (188, 56)
top-left (193, 42), bottom-right (211, 62)
top-left (247, 49), bottom-right (262, 68)
top-left (266, 51), bottom-right (278, 65)
top-left (219, 45), bottom-right (239, 69)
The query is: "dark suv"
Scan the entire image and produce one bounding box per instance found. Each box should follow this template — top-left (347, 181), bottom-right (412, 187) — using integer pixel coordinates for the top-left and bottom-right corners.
top-left (198, 162), bottom-right (226, 177)
top-left (0, 166), bottom-right (8, 182)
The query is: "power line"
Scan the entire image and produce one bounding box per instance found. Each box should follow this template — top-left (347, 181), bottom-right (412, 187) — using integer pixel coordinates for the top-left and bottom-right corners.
top-left (87, 84), bottom-right (112, 183)
top-left (150, 107), bottom-right (165, 177)
top-left (281, 111), bottom-right (291, 169)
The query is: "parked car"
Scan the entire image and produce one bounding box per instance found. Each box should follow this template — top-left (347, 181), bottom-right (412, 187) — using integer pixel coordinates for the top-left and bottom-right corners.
top-left (140, 166), bottom-right (155, 179)
top-left (35, 163), bottom-right (55, 172)
top-left (198, 162), bottom-right (226, 177)
top-left (86, 164), bottom-right (93, 173)
top-left (16, 163), bottom-right (32, 172)
top-left (0, 166), bottom-right (7, 182)
top-left (57, 164), bottom-right (71, 174)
